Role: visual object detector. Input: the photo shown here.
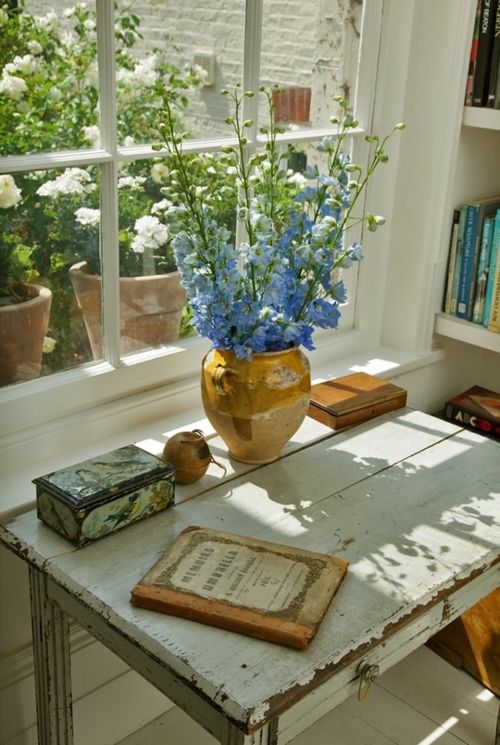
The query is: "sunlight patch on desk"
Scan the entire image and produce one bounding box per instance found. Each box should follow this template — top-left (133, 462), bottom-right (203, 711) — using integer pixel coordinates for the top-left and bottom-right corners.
top-left (417, 717), bottom-right (458, 745)
top-left (227, 484), bottom-right (310, 538)
top-left (476, 688), bottom-right (495, 702)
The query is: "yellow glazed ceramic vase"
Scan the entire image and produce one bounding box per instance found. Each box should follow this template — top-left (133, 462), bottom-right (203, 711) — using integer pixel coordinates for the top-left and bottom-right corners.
top-left (201, 347), bottom-right (311, 464)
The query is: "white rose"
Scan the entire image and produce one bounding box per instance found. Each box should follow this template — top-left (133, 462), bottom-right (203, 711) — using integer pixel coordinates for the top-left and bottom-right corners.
top-left (0, 174), bottom-right (22, 209)
top-left (27, 40), bottom-right (44, 56)
top-left (131, 215), bottom-right (169, 253)
top-left (48, 87), bottom-right (63, 102)
top-left (0, 73), bottom-right (28, 100)
top-left (6, 54), bottom-right (37, 74)
top-left (35, 11), bottom-right (59, 35)
top-left (74, 207), bottom-right (100, 226)
top-left (150, 163), bottom-right (169, 183)
top-left (151, 199), bottom-right (172, 215)
top-left (42, 336), bottom-right (57, 354)
top-left (37, 168), bottom-right (92, 198)
top-left (83, 125), bottom-right (100, 146)
top-left (118, 176), bottom-right (146, 189)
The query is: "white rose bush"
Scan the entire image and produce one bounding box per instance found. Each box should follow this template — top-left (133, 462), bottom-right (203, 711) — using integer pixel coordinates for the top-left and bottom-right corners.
top-left (0, 3), bottom-right (212, 373)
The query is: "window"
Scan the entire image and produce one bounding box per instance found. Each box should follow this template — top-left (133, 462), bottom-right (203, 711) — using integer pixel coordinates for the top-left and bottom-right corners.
top-left (0, 0), bottom-right (384, 434)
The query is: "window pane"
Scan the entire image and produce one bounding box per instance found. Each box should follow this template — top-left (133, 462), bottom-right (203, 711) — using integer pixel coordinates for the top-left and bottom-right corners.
top-left (260, 0), bottom-right (363, 131)
top-left (0, 2), bottom-right (99, 155)
top-left (0, 167), bottom-right (100, 388)
top-left (115, 0), bottom-right (246, 146)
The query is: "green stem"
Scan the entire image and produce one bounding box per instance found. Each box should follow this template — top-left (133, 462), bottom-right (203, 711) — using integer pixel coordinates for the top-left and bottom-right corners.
top-left (160, 96), bottom-right (218, 278)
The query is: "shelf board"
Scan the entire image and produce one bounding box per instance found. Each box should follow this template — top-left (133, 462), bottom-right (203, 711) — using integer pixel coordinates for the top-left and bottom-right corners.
top-left (462, 106), bottom-right (500, 130)
top-left (435, 312), bottom-right (500, 352)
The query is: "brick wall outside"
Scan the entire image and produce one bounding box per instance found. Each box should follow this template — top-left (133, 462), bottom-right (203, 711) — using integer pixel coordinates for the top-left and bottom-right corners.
top-left (24, 0), bottom-right (361, 137)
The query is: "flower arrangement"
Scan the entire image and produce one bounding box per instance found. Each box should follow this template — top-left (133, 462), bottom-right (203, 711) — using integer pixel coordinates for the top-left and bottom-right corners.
top-left (156, 86), bottom-right (403, 359)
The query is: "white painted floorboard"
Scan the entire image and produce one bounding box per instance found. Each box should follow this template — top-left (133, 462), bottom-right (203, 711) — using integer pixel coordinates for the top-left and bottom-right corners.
top-left (117, 646), bottom-right (499, 745)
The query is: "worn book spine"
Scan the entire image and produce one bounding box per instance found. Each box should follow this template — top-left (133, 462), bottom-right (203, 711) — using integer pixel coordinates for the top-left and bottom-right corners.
top-left (131, 585), bottom-right (315, 650)
top-left (443, 209), bottom-right (461, 314)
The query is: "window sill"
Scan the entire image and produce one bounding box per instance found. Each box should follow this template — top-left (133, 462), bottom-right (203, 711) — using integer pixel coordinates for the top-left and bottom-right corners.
top-left (0, 344), bottom-right (446, 522)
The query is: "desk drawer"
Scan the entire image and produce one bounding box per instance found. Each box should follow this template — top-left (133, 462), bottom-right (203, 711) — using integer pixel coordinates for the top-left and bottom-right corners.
top-left (277, 563), bottom-right (499, 744)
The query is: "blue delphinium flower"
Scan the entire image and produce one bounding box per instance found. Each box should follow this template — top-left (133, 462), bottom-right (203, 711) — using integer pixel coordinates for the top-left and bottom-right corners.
top-left (156, 86), bottom-right (401, 358)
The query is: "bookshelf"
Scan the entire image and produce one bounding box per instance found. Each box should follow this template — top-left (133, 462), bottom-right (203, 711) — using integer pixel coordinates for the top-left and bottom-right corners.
top-left (435, 311), bottom-right (500, 352)
top-left (462, 106), bottom-right (500, 129)
top-left (434, 106), bottom-right (500, 353)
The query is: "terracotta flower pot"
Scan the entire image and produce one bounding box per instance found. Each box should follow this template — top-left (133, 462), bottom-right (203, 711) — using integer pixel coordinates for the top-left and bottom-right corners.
top-left (0, 284), bottom-right (52, 387)
top-left (70, 261), bottom-right (187, 359)
top-left (201, 347), bottom-right (311, 464)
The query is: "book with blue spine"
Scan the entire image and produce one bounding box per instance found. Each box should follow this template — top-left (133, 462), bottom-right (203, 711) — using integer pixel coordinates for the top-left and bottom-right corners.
top-left (483, 228), bottom-right (499, 327)
top-left (472, 215), bottom-right (495, 323)
top-left (456, 194), bottom-right (500, 319)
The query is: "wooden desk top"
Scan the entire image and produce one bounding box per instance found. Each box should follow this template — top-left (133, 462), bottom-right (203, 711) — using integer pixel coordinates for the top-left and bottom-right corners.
top-left (1, 409), bottom-right (499, 734)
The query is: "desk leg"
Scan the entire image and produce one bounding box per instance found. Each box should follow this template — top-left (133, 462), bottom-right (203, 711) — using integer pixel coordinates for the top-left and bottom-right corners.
top-left (29, 567), bottom-right (73, 745)
top-left (221, 720), bottom-right (278, 745)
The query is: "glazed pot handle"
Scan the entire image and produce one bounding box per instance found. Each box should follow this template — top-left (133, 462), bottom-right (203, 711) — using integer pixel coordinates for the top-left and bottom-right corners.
top-left (212, 365), bottom-right (231, 393)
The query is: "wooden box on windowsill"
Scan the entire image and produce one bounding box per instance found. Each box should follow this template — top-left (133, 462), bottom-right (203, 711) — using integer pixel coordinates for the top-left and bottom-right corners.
top-left (307, 372), bottom-right (407, 430)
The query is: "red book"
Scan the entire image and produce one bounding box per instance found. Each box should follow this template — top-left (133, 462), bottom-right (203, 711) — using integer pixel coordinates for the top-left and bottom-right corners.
top-left (444, 384), bottom-right (500, 439)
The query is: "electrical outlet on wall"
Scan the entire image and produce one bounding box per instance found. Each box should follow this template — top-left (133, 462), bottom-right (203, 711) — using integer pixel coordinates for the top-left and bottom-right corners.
top-left (193, 51), bottom-right (216, 87)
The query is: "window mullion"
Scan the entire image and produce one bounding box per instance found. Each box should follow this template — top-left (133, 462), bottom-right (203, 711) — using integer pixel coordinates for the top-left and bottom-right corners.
top-left (96, 0), bottom-right (121, 367)
top-left (235, 0), bottom-right (263, 250)
top-left (353, 0), bottom-right (384, 130)
top-left (242, 0), bottom-right (263, 139)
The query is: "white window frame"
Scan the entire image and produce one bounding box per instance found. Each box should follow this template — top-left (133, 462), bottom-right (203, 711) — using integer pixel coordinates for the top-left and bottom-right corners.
top-left (0, 0), bottom-right (390, 444)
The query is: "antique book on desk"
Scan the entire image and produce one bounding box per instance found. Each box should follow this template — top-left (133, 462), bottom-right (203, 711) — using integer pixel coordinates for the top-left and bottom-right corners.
top-left (307, 372), bottom-right (407, 430)
top-left (130, 526), bottom-right (348, 650)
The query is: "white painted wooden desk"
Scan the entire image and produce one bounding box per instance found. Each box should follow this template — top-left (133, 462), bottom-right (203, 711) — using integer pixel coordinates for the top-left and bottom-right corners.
top-left (1, 409), bottom-right (499, 745)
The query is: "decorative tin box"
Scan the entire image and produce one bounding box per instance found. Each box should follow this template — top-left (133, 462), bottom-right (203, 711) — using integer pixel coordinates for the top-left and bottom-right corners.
top-left (34, 445), bottom-right (175, 546)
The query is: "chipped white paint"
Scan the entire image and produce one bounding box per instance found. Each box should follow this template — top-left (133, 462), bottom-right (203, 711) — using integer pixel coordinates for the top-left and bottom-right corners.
top-left (1, 409), bottom-right (499, 744)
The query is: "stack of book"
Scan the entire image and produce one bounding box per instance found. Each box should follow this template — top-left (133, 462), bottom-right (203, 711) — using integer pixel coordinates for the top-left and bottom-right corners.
top-left (442, 197), bottom-right (500, 332)
top-left (465, 0), bottom-right (500, 108)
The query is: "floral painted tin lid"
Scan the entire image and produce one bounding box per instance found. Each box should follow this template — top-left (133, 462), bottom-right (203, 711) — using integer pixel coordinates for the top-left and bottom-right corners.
top-left (33, 444), bottom-right (175, 508)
